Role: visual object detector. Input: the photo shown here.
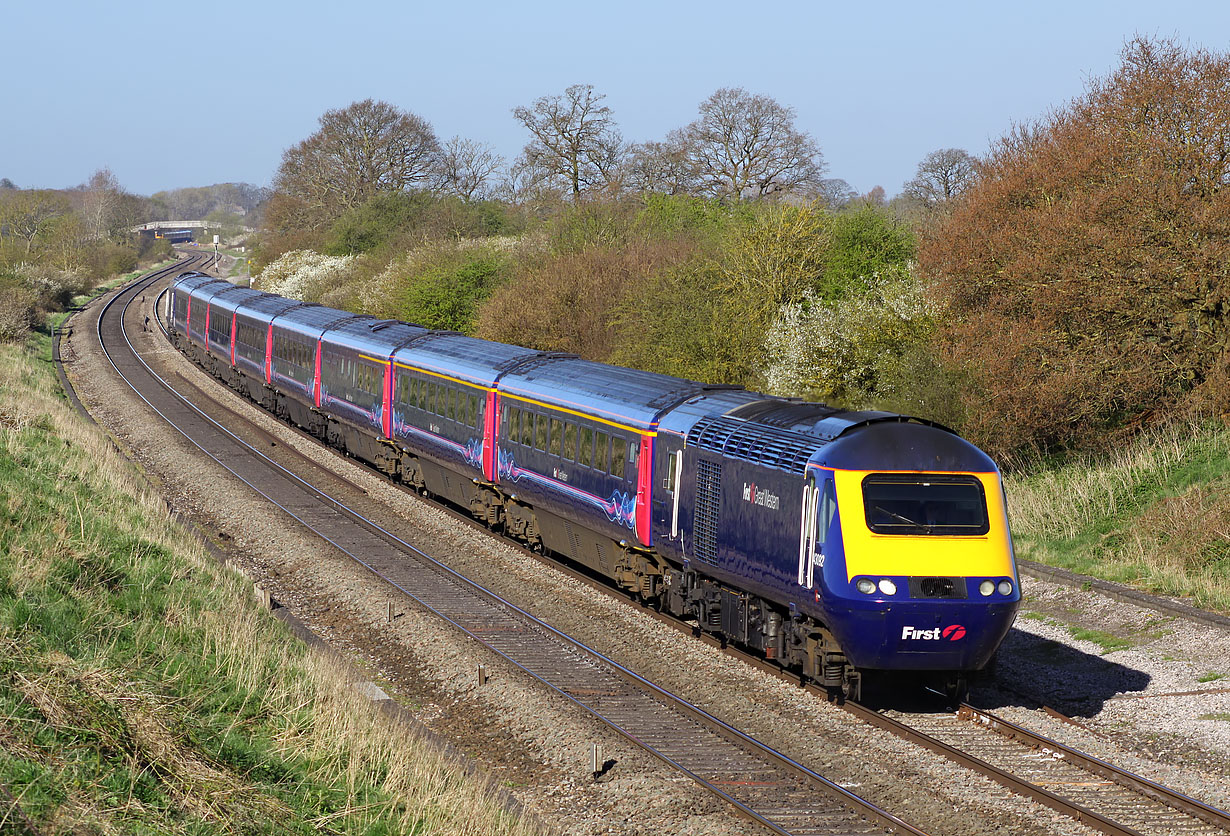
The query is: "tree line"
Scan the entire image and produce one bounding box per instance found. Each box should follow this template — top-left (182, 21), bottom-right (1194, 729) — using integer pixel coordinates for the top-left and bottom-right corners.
top-left (250, 36), bottom-right (1230, 466)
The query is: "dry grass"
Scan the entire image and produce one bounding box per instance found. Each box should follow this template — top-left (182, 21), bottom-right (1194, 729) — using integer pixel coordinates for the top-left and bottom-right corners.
top-left (1005, 417), bottom-right (1230, 611)
top-left (0, 339), bottom-right (546, 835)
top-left (1006, 420), bottom-right (1204, 541)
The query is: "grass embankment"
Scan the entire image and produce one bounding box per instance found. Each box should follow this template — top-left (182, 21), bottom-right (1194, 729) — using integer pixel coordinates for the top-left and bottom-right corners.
top-left (1007, 419), bottom-right (1230, 615)
top-left (0, 331), bottom-right (542, 834)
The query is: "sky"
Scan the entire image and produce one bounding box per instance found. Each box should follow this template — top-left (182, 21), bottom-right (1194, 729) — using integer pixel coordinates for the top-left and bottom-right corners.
top-left (5, 1), bottom-right (1230, 199)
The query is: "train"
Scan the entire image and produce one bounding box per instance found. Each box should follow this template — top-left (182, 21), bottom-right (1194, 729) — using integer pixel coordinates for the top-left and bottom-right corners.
top-left (166, 270), bottom-right (1020, 701)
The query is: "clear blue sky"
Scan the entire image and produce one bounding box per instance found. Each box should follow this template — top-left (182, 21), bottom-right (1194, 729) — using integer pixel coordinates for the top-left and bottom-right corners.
top-left (5, 1), bottom-right (1229, 198)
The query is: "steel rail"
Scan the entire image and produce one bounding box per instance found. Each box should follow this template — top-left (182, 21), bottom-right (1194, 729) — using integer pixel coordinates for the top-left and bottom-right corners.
top-left (958, 704), bottom-right (1230, 832)
top-left (146, 266), bottom-right (1230, 836)
top-left (98, 270), bottom-right (929, 836)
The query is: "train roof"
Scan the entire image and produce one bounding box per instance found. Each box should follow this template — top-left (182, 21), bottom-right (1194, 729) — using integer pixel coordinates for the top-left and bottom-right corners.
top-left (498, 357), bottom-right (724, 432)
top-left (178, 274), bottom-right (233, 299)
top-left (234, 294), bottom-right (303, 320)
top-left (322, 318), bottom-right (430, 357)
top-left (270, 304), bottom-right (356, 339)
top-left (202, 285), bottom-right (264, 314)
top-left (393, 333), bottom-right (544, 388)
top-left (815, 420), bottom-right (997, 473)
top-left (172, 271), bottom-right (219, 293)
top-left (654, 389), bottom-right (766, 439)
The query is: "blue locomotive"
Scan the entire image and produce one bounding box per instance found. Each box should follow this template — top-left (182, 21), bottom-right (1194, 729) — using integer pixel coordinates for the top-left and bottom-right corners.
top-left (168, 271), bottom-right (1019, 700)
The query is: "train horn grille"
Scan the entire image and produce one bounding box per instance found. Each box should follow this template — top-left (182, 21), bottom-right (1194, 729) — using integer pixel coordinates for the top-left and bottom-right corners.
top-left (909, 576), bottom-right (966, 599)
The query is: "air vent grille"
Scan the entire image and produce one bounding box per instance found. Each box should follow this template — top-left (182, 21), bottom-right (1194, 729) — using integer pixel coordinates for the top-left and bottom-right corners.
top-left (686, 416), bottom-right (817, 474)
top-left (693, 459), bottom-right (721, 563)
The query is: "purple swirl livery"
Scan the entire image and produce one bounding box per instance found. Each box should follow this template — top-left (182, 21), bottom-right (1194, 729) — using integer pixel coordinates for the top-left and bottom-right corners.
top-left (499, 448), bottom-right (636, 530)
top-left (396, 419), bottom-right (484, 469)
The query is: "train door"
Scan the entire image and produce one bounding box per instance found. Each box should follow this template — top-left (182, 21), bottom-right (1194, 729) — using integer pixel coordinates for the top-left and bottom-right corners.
top-left (652, 437), bottom-right (686, 556)
top-left (797, 472), bottom-right (836, 590)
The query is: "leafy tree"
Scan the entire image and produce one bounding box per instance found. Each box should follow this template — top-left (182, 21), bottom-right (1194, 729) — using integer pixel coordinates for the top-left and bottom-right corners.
top-left (821, 206), bottom-right (916, 296)
top-left (672, 88), bottom-right (826, 201)
top-left (0, 190), bottom-right (72, 254)
top-left (512, 84), bottom-right (623, 197)
top-left (395, 253), bottom-right (507, 333)
top-left (921, 36), bottom-right (1230, 459)
top-left (762, 274), bottom-right (943, 410)
top-left (324, 192), bottom-right (432, 255)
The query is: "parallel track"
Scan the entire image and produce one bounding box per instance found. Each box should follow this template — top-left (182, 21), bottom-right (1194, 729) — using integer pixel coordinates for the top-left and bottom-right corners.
top-left (83, 262), bottom-right (1230, 836)
top-left (844, 701), bottom-right (1230, 836)
top-left (93, 266), bottom-right (928, 836)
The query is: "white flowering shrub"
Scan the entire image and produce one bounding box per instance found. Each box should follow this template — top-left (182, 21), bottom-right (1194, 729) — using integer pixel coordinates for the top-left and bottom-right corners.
top-left (254, 250), bottom-right (357, 302)
top-left (762, 268), bottom-right (944, 409)
top-left (14, 264), bottom-right (89, 308)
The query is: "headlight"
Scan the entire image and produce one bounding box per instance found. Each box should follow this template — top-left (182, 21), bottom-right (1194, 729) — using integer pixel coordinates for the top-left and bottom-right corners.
top-left (856, 579), bottom-right (876, 594)
top-left (997, 580), bottom-right (1014, 596)
top-left (979, 580), bottom-right (995, 597)
top-left (878, 579), bottom-right (897, 596)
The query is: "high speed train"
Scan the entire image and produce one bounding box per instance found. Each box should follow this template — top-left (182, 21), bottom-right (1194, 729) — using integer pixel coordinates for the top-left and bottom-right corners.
top-left (168, 271), bottom-right (1020, 700)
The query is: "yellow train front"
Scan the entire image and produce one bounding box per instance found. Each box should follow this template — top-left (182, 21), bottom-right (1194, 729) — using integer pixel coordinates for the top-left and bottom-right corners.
top-left (661, 401), bottom-right (1019, 700)
top-left (806, 418), bottom-right (1019, 691)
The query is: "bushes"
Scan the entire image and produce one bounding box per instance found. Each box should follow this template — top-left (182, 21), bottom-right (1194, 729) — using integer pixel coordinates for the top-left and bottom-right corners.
top-left (920, 37), bottom-right (1230, 460)
top-left (0, 283), bottom-right (37, 343)
top-left (255, 250), bottom-right (358, 302)
top-left (761, 270), bottom-right (950, 418)
top-left (374, 246), bottom-right (510, 332)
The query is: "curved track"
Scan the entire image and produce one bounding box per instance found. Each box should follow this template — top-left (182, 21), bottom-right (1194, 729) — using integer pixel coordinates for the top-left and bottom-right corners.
top-left (73, 261), bottom-right (1230, 836)
top-left (93, 267), bottom-right (928, 836)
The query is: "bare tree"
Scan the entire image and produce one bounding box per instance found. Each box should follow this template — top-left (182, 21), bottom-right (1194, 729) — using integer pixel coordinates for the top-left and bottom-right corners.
top-left (622, 139), bottom-right (697, 195)
top-left (512, 84), bottom-right (623, 197)
top-left (438, 136), bottom-right (504, 201)
top-left (675, 88), bottom-right (825, 201)
top-left (80, 168), bottom-right (125, 240)
top-left (273, 99), bottom-right (440, 228)
top-left (816, 178), bottom-right (857, 211)
top-left (903, 148), bottom-right (977, 208)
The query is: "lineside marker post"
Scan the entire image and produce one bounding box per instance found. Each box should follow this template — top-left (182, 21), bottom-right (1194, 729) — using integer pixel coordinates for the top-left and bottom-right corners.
top-left (477, 664), bottom-right (488, 686)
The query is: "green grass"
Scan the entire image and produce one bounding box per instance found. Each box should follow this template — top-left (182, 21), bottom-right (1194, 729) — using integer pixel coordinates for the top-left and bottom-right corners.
top-left (1197, 671), bottom-right (1225, 683)
top-left (1200, 713), bottom-right (1230, 722)
top-left (1066, 627), bottom-right (1135, 655)
top-left (1006, 420), bottom-right (1230, 614)
top-left (0, 339), bottom-right (543, 835)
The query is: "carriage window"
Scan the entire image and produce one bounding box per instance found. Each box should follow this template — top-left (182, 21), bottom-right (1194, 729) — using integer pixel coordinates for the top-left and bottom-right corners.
top-left (549, 418), bottom-right (562, 456)
top-left (470, 394), bottom-right (480, 428)
top-left (563, 422), bottom-right (577, 460)
top-left (535, 413), bottom-right (548, 450)
top-left (593, 431), bottom-right (608, 472)
top-left (580, 426), bottom-right (593, 466)
top-left (523, 411), bottom-right (535, 447)
top-left (862, 475), bottom-right (989, 536)
top-left (611, 437), bottom-right (627, 479)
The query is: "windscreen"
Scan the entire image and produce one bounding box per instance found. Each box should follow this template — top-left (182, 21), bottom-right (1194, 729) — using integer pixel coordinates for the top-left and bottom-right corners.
top-left (862, 474), bottom-right (989, 536)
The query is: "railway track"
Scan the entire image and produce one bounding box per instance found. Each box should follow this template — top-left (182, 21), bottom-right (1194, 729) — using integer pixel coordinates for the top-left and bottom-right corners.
top-left (71, 262), bottom-right (1230, 836)
top-left (846, 701), bottom-right (1230, 836)
top-left (91, 265), bottom-right (930, 835)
